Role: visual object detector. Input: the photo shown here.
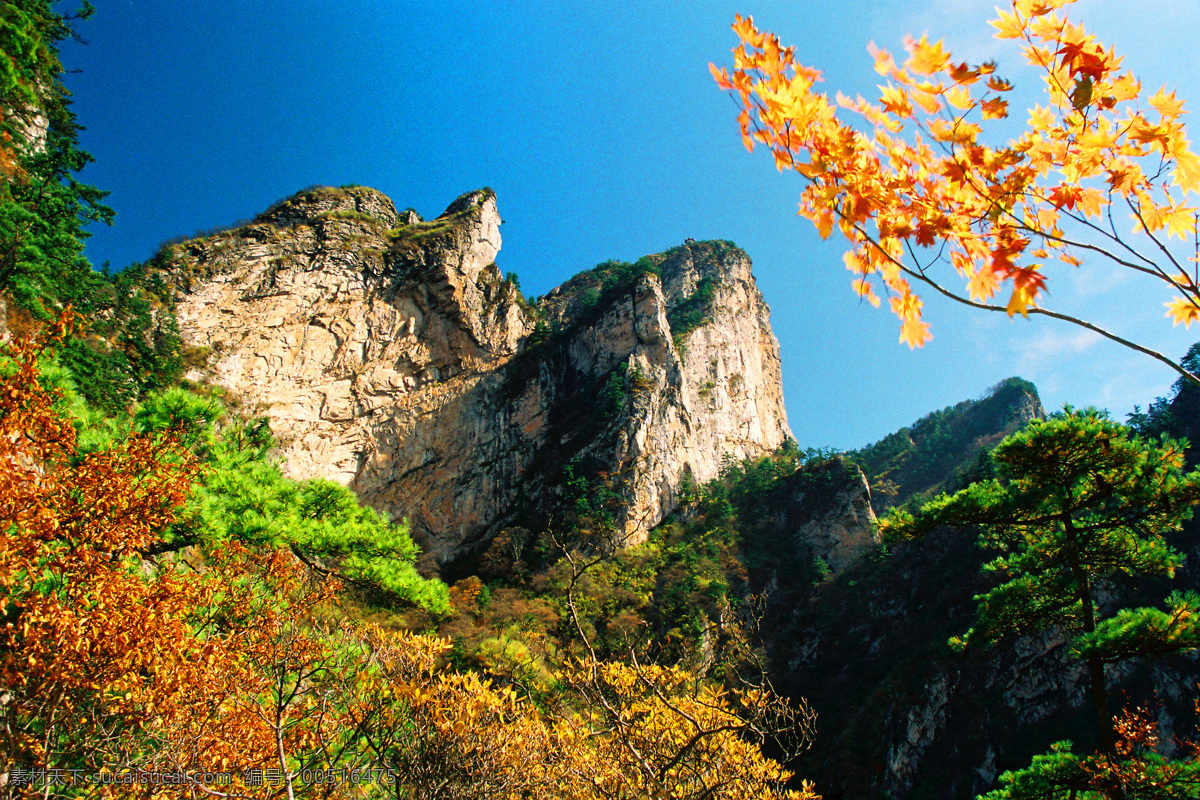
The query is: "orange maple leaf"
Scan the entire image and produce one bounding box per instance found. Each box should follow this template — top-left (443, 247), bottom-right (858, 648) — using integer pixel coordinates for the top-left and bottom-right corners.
top-left (986, 75), bottom-right (1014, 92)
top-left (1166, 297), bottom-right (1200, 327)
top-left (968, 265), bottom-right (1002, 301)
top-left (709, 63), bottom-right (735, 92)
top-left (732, 14), bottom-right (764, 48)
top-left (949, 62), bottom-right (981, 85)
top-left (981, 97), bottom-right (1009, 119)
top-left (879, 84), bottom-right (915, 117)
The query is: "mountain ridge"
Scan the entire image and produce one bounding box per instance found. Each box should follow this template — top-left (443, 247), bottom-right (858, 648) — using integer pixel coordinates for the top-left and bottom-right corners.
top-left (159, 185), bottom-right (792, 566)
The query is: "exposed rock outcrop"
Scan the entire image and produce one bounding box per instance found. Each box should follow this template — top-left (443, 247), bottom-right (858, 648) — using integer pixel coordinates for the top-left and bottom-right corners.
top-left (164, 186), bottom-right (791, 564)
top-left (776, 457), bottom-right (878, 575)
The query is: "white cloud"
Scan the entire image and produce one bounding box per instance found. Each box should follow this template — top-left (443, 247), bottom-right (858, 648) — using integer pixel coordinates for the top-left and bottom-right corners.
top-left (1013, 327), bottom-right (1102, 370)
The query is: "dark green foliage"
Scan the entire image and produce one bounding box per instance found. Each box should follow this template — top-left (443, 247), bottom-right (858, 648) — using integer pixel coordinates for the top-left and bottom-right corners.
top-left (885, 407), bottom-right (1200, 786)
top-left (645, 445), bottom-right (838, 651)
top-left (0, 3), bottom-right (184, 411)
top-left (56, 261), bottom-right (184, 412)
top-left (848, 376), bottom-right (1041, 512)
top-left (525, 317), bottom-right (556, 347)
top-left (667, 275), bottom-right (718, 347)
top-left (601, 365), bottom-right (627, 418)
top-left (981, 737), bottom-right (1200, 799)
top-left (564, 257), bottom-right (662, 325)
top-left (456, 442), bottom-right (824, 674)
top-left (642, 519), bottom-right (738, 655)
top-left (0, 1), bottom-right (113, 317)
top-left (557, 456), bottom-right (620, 535)
top-left (586, 256), bottom-right (661, 291)
top-left (1128, 342), bottom-right (1200, 467)
top-left (57, 335), bottom-right (137, 413)
top-left (577, 286), bottom-right (601, 318)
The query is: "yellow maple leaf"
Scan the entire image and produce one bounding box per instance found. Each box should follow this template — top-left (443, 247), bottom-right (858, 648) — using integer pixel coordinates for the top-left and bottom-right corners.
top-left (1165, 297), bottom-right (1200, 327)
top-left (912, 87), bottom-right (943, 114)
top-left (1149, 86), bottom-right (1186, 119)
top-left (1077, 188), bottom-right (1109, 219)
top-left (1006, 285), bottom-right (1037, 317)
top-left (1163, 204), bottom-right (1198, 241)
top-left (899, 318), bottom-right (932, 348)
top-left (709, 63), bottom-right (735, 92)
top-left (868, 41), bottom-right (896, 76)
top-left (1172, 146), bottom-right (1200, 193)
top-left (1036, 206), bottom-right (1060, 231)
top-left (904, 34), bottom-right (951, 76)
top-left (1110, 73), bottom-right (1141, 102)
top-left (1028, 104), bottom-right (1056, 131)
top-left (945, 85), bottom-right (973, 110)
top-left (991, 8), bottom-right (1025, 40)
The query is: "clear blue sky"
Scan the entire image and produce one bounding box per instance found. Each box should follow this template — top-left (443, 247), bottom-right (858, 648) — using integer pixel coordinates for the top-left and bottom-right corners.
top-left (60, 0), bottom-right (1200, 450)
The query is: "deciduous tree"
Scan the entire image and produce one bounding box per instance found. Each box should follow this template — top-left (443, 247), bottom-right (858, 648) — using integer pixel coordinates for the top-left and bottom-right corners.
top-left (0, 317), bottom-right (203, 786)
top-left (713, 0), bottom-right (1200, 384)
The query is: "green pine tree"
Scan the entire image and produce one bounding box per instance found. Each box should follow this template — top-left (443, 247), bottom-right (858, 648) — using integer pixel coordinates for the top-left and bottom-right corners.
top-left (0, 1), bottom-right (113, 315)
top-left (883, 407), bottom-right (1200, 798)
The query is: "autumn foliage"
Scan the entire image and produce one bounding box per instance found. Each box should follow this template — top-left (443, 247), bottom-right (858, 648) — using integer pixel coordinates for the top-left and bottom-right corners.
top-left (0, 320), bottom-right (814, 798)
top-left (0, 317), bottom-right (204, 773)
top-left (713, 0), bottom-right (1200, 383)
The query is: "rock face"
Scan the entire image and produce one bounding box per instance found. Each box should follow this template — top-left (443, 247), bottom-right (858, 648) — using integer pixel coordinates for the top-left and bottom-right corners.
top-left (164, 186), bottom-right (791, 564)
top-left (757, 383), bottom-right (1200, 800)
top-left (775, 457), bottom-right (878, 575)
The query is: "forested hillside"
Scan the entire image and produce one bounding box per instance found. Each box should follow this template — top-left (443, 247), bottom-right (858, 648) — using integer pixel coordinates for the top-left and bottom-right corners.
top-left (0, 5), bottom-right (814, 798)
top-left (5, 3), bottom-right (1200, 800)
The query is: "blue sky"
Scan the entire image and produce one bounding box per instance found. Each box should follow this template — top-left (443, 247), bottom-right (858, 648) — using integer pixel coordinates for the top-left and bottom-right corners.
top-left (60, 0), bottom-right (1200, 449)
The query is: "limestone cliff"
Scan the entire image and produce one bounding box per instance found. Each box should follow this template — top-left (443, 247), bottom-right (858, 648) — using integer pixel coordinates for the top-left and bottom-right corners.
top-left (162, 186), bottom-right (791, 565)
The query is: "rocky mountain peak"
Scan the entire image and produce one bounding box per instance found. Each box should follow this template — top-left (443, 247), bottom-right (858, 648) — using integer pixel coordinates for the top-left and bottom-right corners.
top-left (166, 187), bottom-right (790, 566)
top-left (254, 185), bottom-right (403, 229)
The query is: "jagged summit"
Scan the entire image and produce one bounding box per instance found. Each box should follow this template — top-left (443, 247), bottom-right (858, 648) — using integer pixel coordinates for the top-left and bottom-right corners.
top-left (164, 186), bottom-right (790, 565)
top-left (253, 185), bottom-right (403, 228)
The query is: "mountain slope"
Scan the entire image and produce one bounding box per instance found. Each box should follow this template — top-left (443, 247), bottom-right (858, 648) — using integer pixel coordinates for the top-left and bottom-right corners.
top-left (160, 185), bottom-right (791, 566)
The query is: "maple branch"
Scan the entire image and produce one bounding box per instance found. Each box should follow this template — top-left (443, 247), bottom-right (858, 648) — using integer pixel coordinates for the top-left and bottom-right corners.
top-left (1101, 192), bottom-right (1162, 272)
top-left (1126, 195), bottom-right (1186, 276)
top-left (903, 262), bottom-right (1200, 386)
top-left (935, 142), bottom-right (1170, 283)
top-left (820, 191), bottom-right (1200, 387)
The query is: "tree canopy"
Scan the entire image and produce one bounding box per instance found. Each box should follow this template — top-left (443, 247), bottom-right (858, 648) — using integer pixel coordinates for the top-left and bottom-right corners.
top-left (714, 0), bottom-right (1200, 385)
top-left (0, 0), bottom-right (112, 316)
top-left (883, 408), bottom-right (1200, 796)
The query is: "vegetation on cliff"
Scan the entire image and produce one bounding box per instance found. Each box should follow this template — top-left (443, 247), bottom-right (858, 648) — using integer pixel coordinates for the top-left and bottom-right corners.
top-left (1, 320), bottom-right (816, 797)
top-left (8, 1), bottom-right (1200, 797)
top-left (0, 11), bottom-right (815, 798)
top-left (885, 409), bottom-right (1200, 797)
